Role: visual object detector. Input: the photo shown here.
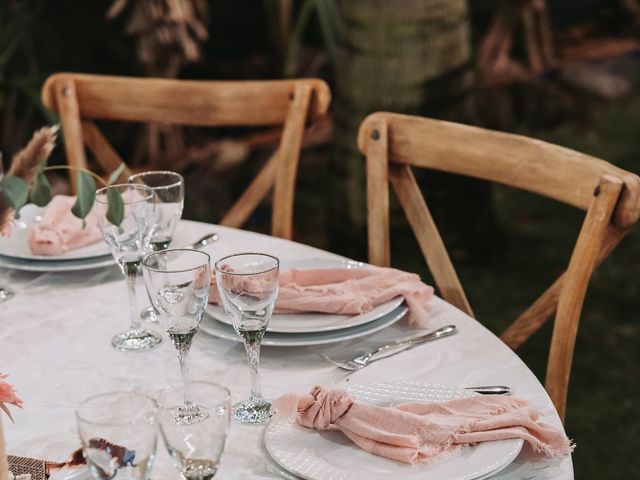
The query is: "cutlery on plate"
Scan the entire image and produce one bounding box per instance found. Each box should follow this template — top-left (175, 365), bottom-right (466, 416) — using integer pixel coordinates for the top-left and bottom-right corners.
top-left (187, 232), bottom-right (219, 249)
top-left (321, 325), bottom-right (457, 371)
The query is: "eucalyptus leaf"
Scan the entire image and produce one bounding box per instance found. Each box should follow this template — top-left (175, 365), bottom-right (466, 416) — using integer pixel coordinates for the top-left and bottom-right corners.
top-left (30, 171), bottom-right (52, 207)
top-left (106, 187), bottom-right (124, 226)
top-left (0, 175), bottom-right (29, 218)
top-left (107, 163), bottom-right (126, 185)
top-left (71, 170), bottom-right (97, 220)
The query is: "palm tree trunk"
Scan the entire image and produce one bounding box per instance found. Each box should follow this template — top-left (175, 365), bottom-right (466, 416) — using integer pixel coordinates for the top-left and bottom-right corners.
top-left (330, 0), bottom-right (481, 257)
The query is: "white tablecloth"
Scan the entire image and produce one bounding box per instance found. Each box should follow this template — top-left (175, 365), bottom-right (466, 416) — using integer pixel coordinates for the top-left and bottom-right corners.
top-left (0, 220), bottom-right (573, 479)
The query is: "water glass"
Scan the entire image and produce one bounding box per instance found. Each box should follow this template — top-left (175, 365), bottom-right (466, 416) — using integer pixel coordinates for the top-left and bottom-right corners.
top-left (76, 392), bottom-right (158, 480)
top-left (94, 184), bottom-right (162, 351)
top-left (128, 171), bottom-right (184, 323)
top-left (214, 253), bottom-right (279, 424)
top-left (157, 381), bottom-right (230, 480)
top-left (128, 171), bottom-right (184, 252)
top-left (142, 249), bottom-right (210, 422)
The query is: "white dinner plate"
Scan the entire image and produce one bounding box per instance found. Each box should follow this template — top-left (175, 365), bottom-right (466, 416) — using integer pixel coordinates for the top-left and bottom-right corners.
top-left (206, 298), bottom-right (404, 334)
top-left (0, 253), bottom-right (117, 272)
top-left (199, 305), bottom-right (408, 346)
top-left (264, 381), bottom-right (524, 480)
top-left (208, 258), bottom-right (403, 333)
top-left (0, 204), bottom-right (110, 261)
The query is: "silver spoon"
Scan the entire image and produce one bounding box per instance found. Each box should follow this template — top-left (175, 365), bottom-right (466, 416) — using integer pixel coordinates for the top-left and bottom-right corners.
top-left (187, 232), bottom-right (219, 249)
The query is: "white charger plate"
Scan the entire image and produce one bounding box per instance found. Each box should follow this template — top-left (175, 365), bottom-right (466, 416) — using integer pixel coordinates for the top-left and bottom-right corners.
top-left (0, 204), bottom-right (110, 261)
top-left (208, 258), bottom-right (403, 334)
top-left (199, 305), bottom-right (408, 347)
top-left (264, 381), bottom-right (523, 480)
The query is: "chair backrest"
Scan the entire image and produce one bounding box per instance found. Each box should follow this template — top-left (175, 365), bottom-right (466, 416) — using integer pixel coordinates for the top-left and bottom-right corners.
top-left (41, 73), bottom-right (331, 239)
top-left (358, 112), bottom-right (640, 421)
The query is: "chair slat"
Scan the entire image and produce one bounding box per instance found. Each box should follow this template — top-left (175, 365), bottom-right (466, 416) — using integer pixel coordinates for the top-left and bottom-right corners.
top-left (272, 83), bottom-right (312, 239)
top-left (389, 164), bottom-right (474, 317)
top-left (546, 174), bottom-right (623, 421)
top-left (81, 121), bottom-right (131, 182)
top-left (53, 78), bottom-right (88, 191)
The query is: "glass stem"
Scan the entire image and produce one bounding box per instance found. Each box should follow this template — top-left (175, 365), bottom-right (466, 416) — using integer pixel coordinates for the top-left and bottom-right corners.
top-left (125, 264), bottom-right (141, 331)
top-left (243, 338), bottom-right (263, 400)
top-left (178, 350), bottom-right (190, 384)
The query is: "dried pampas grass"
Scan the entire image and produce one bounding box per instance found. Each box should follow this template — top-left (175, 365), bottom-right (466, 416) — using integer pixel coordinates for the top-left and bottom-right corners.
top-left (0, 125), bottom-right (59, 235)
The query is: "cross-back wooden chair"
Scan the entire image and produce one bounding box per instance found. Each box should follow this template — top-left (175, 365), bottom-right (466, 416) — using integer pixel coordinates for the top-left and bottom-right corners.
top-left (358, 112), bottom-right (640, 421)
top-left (41, 73), bottom-right (331, 240)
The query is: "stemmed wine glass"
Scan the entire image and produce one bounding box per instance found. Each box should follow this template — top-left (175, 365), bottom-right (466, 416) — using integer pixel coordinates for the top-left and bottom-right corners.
top-left (76, 392), bottom-right (158, 480)
top-left (128, 171), bottom-right (185, 322)
top-left (214, 253), bottom-right (279, 425)
top-left (157, 381), bottom-right (230, 480)
top-left (94, 184), bottom-right (162, 351)
top-left (142, 249), bottom-right (210, 422)
top-left (0, 158), bottom-right (15, 302)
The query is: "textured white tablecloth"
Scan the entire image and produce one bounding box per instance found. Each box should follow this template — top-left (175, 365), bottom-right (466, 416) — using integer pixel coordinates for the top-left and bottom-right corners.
top-left (0, 220), bottom-right (573, 480)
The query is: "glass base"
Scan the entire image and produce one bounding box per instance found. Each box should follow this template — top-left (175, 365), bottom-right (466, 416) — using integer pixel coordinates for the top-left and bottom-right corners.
top-left (232, 397), bottom-right (272, 425)
top-left (111, 328), bottom-right (162, 352)
top-left (140, 307), bottom-right (158, 323)
top-left (0, 286), bottom-right (15, 302)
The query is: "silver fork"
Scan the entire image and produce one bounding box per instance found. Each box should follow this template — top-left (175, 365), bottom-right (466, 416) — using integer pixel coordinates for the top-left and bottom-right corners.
top-left (321, 325), bottom-right (457, 371)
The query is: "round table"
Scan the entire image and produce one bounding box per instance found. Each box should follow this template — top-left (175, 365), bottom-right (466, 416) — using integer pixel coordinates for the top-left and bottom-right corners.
top-left (0, 220), bottom-right (573, 479)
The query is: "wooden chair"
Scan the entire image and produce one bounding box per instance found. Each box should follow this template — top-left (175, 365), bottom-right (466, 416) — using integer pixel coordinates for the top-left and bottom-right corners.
top-left (358, 112), bottom-right (640, 421)
top-left (41, 73), bottom-right (331, 239)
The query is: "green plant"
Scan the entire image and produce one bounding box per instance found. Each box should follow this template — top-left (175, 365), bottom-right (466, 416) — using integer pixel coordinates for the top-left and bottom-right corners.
top-left (0, 126), bottom-right (126, 227)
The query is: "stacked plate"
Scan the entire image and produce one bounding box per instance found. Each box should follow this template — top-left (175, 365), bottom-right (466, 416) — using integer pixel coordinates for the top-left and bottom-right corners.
top-left (200, 258), bottom-right (409, 347)
top-left (262, 381), bottom-right (524, 480)
top-left (0, 205), bottom-right (114, 272)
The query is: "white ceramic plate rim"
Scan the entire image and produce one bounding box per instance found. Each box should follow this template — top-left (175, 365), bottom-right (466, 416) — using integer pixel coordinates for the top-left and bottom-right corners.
top-left (208, 258), bottom-right (403, 333)
top-left (264, 381), bottom-right (523, 480)
top-left (0, 204), bottom-right (110, 261)
top-left (0, 254), bottom-right (116, 272)
top-left (206, 298), bottom-right (404, 334)
top-left (199, 305), bottom-right (407, 346)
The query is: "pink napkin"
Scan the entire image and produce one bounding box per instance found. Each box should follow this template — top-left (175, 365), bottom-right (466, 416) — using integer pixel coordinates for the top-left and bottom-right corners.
top-left (273, 386), bottom-right (573, 465)
top-left (210, 266), bottom-right (434, 327)
top-left (27, 195), bottom-right (102, 256)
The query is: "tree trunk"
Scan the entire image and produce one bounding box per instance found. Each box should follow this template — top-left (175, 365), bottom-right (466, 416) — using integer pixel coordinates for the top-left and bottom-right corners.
top-left (331, 0), bottom-right (489, 260)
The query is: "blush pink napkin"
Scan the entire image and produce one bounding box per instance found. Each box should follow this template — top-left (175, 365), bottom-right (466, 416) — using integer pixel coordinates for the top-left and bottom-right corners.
top-left (273, 386), bottom-right (573, 465)
top-left (210, 267), bottom-right (434, 327)
top-left (27, 195), bottom-right (102, 256)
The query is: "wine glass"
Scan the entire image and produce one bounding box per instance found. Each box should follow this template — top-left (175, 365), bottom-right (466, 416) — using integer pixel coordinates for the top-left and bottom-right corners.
top-left (128, 171), bottom-right (185, 323)
top-left (142, 249), bottom-right (210, 422)
top-left (76, 392), bottom-right (158, 480)
top-left (94, 184), bottom-right (162, 351)
top-left (214, 253), bottom-right (279, 425)
top-left (0, 158), bottom-right (15, 302)
top-left (157, 381), bottom-right (230, 480)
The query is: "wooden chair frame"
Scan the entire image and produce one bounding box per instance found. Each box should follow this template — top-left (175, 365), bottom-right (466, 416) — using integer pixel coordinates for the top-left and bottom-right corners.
top-left (358, 112), bottom-right (640, 421)
top-left (41, 73), bottom-right (331, 239)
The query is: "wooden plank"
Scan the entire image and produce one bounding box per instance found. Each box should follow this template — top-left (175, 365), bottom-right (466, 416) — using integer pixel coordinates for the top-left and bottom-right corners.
top-left (271, 83), bottom-right (312, 239)
top-left (500, 224), bottom-right (629, 350)
top-left (363, 117), bottom-right (391, 267)
top-left (42, 74), bottom-right (331, 127)
top-left (390, 164), bottom-right (474, 317)
top-left (52, 78), bottom-right (87, 193)
top-left (81, 121), bottom-right (132, 182)
top-left (362, 113), bottom-right (640, 228)
top-left (545, 174), bottom-right (623, 421)
top-left (219, 150), bottom-right (279, 229)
